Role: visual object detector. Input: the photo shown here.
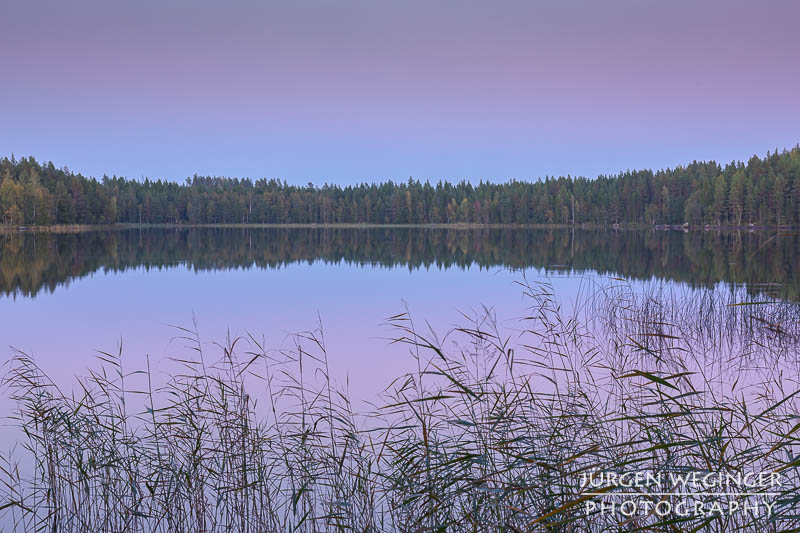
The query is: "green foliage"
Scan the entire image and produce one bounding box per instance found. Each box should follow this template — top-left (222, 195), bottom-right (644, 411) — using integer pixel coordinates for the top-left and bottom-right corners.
top-left (1, 147), bottom-right (800, 226)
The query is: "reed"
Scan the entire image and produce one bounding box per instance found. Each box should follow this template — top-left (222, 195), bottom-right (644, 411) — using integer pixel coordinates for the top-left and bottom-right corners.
top-left (2, 279), bottom-right (799, 531)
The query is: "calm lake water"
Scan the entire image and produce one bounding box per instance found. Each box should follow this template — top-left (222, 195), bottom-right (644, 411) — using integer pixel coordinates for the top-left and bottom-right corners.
top-left (3, 227), bottom-right (800, 531)
top-left (1, 226), bottom-right (798, 405)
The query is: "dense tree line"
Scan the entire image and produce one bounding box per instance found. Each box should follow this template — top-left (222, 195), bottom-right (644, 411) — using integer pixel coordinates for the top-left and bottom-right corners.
top-left (2, 147), bottom-right (800, 227)
top-left (3, 228), bottom-right (799, 299)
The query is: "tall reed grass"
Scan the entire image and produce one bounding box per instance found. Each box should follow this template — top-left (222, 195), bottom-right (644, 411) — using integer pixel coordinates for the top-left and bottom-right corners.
top-left (1, 278), bottom-right (798, 531)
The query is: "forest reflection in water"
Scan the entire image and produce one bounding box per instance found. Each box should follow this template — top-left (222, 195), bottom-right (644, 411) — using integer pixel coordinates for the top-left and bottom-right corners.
top-left (1, 226), bottom-right (799, 300)
top-left (2, 227), bottom-right (800, 532)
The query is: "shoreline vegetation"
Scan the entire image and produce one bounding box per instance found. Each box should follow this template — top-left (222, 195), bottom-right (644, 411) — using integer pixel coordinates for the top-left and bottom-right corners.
top-left (2, 146), bottom-right (799, 228)
top-left (1, 280), bottom-right (798, 531)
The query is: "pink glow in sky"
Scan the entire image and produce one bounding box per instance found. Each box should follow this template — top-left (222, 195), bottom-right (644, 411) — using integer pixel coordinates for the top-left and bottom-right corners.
top-left (2, 0), bottom-right (799, 183)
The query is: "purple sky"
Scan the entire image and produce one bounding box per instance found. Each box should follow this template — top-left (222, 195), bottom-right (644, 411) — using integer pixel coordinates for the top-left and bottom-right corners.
top-left (2, 0), bottom-right (799, 184)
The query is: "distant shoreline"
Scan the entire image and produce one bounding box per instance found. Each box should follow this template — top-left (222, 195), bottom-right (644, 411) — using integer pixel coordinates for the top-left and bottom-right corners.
top-left (1, 222), bottom-right (795, 234)
top-left (4, 148), bottom-right (800, 231)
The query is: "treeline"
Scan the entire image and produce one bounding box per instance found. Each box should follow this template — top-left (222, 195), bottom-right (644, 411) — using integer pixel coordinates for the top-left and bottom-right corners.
top-left (2, 147), bottom-right (800, 226)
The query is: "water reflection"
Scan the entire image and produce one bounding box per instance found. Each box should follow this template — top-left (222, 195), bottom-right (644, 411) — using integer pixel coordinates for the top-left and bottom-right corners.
top-left (1, 227), bottom-right (799, 299)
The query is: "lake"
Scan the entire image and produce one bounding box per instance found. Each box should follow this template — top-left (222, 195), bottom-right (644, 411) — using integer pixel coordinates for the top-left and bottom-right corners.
top-left (0, 227), bottom-right (796, 392)
top-left (1, 227), bottom-right (798, 396)
top-left (1, 227), bottom-right (799, 531)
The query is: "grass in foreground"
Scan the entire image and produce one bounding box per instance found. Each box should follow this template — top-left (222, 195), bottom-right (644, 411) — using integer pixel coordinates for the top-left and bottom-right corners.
top-left (1, 278), bottom-right (799, 532)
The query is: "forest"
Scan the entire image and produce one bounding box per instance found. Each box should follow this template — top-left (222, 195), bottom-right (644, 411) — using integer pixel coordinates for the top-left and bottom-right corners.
top-left (1, 146), bottom-right (799, 227)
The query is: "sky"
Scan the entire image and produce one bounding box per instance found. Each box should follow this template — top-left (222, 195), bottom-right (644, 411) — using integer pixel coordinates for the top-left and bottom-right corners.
top-left (2, 0), bottom-right (799, 185)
